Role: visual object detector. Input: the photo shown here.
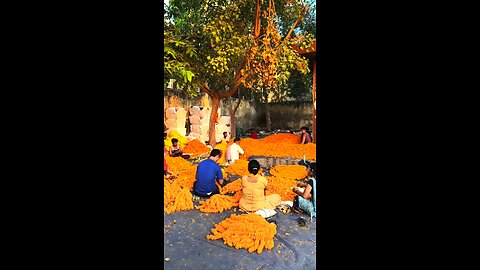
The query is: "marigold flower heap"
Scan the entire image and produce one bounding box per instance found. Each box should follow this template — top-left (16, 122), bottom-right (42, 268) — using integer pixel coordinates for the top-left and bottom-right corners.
top-left (269, 164), bottom-right (308, 180)
top-left (265, 176), bottom-right (297, 201)
top-left (165, 155), bottom-right (194, 172)
top-left (206, 213), bottom-right (277, 254)
top-left (224, 159), bottom-right (250, 176)
top-left (182, 139), bottom-right (210, 158)
top-left (237, 134), bottom-right (316, 160)
top-left (196, 194), bottom-right (239, 213)
top-left (174, 165), bottom-right (197, 191)
top-left (219, 179), bottom-right (242, 194)
top-left (260, 133), bottom-right (301, 144)
top-left (164, 179), bottom-right (194, 214)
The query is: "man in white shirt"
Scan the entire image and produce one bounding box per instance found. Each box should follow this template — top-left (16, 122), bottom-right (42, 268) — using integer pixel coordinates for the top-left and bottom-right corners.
top-left (226, 138), bottom-right (244, 165)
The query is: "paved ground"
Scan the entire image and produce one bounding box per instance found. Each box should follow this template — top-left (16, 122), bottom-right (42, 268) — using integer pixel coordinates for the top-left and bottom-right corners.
top-left (164, 205), bottom-right (317, 270)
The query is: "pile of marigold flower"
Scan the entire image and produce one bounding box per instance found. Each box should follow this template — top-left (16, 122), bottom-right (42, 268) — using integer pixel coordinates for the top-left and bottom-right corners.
top-left (269, 164), bottom-right (308, 180)
top-left (260, 133), bottom-right (301, 144)
top-left (196, 194), bottom-right (239, 213)
top-left (173, 165), bottom-right (197, 191)
top-left (224, 159), bottom-right (250, 176)
top-left (265, 176), bottom-right (298, 201)
top-left (182, 139), bottom-right (210, 158)
top-left (206, 213), bottom-right (277, 254)
top-left (165, 155), bottom-right (194, 172)
top-left (219, 179), bottom-right (242, 194)
top-left (164, 179), bottom-right (194, 214)
top-left (237, 134), bottom-right (316, 160)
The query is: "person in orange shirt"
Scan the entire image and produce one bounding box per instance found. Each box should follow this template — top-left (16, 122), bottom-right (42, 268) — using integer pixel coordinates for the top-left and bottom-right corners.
top-left (239, 160), bottom-right (281, 212)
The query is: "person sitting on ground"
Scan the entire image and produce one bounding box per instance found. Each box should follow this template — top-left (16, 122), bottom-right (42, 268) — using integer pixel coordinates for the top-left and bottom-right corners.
top-left (292, 162), bottom-right (316, 217)
top-left (300, 126), bottom-right (312, 144)
top-left (226, 138), bottom-right (245, 165)
top-left (169, 138), bottom-right (183, 157)
top-left (164, 147), bottom-right (176, 183)
top-left (239, 160), bottom-right (282, 213)
top-left (193, 149), bottom-right (224, 197)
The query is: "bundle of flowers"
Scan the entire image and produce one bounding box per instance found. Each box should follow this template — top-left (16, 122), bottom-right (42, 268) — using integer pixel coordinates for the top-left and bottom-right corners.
top-left (219, 179), bottom-right (242, 194)
top-left (224, 159), bottom-right (250, 176)
top-left (164, 182), bottom-right (194, 214)
top-left (238, 142), bottom-right (316, 160)
top-left (206, 213), bottom-right (277, 254)
top-left (182, 139), bottom-right (210, 158)
top-left (164, 155), bottom-right (194, 172)
top-left (265, 176), bottom-right (298, 201)
top-left (260, 133), bottom-right (301, 144)
top-left (174, 165), bottom-right (197, 191)
top-left (269, 164), bottom-right (308, 180)
top-left (196, 194), bottom-right (239, 213)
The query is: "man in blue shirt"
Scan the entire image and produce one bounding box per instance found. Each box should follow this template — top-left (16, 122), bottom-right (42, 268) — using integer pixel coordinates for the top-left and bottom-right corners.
top-left (193, 149), bottom-right (224, 197)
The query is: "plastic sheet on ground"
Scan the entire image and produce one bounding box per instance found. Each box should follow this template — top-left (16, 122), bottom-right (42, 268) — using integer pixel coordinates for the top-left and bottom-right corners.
top-left (164, 206), bottom-right (317, 270)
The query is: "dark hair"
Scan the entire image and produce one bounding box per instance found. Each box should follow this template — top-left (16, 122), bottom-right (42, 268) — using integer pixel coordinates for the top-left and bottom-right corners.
top-left (223, 131), bottom-right (227, 135)
top-left (210, 149), bottom-right (221, 158)
top-left (248, 159), bottom-right (261, 175)
top-left (301, 126), bottom-right (308, 131)
top-left (171, 138), bottom-right (178, 143)
top-left (308, 162), bottom-right (317, 178)
top-left (234, 138), bottom-right (241, 143)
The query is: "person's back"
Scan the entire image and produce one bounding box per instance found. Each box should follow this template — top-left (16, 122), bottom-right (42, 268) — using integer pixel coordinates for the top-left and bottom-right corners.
top-left (194, 149), bottom-right (224, 197)
top-left (239, 159), bottom-right (281, 212)
top-left (226, 138), bottom-right (244, 164)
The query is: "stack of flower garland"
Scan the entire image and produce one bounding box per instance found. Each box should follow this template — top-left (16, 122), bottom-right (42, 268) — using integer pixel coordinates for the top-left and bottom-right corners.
top-left (196, 194), bottom-right (239, 213)
top-left (269, 164), bottom-right (307, 180)
top-left (224, 159), bottom-right (250, 176)
top-left (164, 179), bottom-right (194, 214)
top-left (260, 133), bottom-right (301, 144)
top-left (164, 155), bottom-right (194, 172)
top-left (173, 165), bottom-right (197, 191)
top-left (237, 134), bottom-right (316, 160)
top-left (219, 179), bottom-right (242, 194)
top-left (206, 213), bottom-right (277, 254)
top-left (265, 176), bottom-right (297, 201)
top-left (182, 139), bottom-right (210, 158)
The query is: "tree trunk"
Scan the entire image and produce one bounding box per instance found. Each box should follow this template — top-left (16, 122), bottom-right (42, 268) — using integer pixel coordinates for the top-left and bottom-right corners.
top-left (228, 95), bottom-right (242, 139)
top-left (228, 106), bottom-right (236, 139)
top-left (209, 96), bottom-right (221, 147)
top-left (264, 89), bottom-right (271, 131)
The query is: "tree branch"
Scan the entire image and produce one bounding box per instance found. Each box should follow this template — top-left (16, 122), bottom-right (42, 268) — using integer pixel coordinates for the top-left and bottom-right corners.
top-left (276, 2), bottom-right (310, 53)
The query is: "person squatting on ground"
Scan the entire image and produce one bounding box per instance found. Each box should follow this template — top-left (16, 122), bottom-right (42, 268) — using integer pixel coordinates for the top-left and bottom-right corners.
top-left (226, 138), bottom-right (244, 165)
top-left (239, 160), bottom-right (282, 213)
top-left (292, 162), bottom-right (316, 218)
top-left (193, 149), bottom-right (224, 197)
top-left (300, 126), bottom-right (312, 144)
top-left (169, 138), bottom-right (183, 157)
top-left (164, 147), bottom-right (176, 183)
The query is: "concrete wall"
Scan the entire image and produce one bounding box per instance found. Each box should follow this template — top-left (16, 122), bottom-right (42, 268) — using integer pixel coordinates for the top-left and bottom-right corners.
top-left (164, 93), bottom-right (313, 131)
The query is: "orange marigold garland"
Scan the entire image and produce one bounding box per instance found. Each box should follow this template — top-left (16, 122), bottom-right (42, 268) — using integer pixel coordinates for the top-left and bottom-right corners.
top-left (220, 179), bottom-right (242, 194)
top-left (182, 139), bottom-right (210, 158)
top-left (165, 155), bottom-right (194, 172)
top-left (164, 181), bottom-right (194, 214)
top-left (260, 133), bottom-right (301, 144)
top-left (196, 194), bottom-right (239, 213)
top-left (174, 165), bottom-right (197, 190)
top-left (237, 135), bottom-right (316, 160)
top-left (269, 164), bottom-right (308, 180)
top-left (206, 213), bottom-right (277, 254)
top-left (265, 176), bottom-right (298, 201)
top-left (224, 159), bottom-right (250, 176)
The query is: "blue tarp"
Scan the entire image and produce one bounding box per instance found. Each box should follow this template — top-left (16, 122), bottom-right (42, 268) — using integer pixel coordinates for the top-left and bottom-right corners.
top-left (164, 205), bottom-right (317, 270)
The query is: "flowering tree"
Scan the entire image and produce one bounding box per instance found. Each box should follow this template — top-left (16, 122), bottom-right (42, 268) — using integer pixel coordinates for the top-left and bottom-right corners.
top-left (166, 0), bottom-right (314, 146)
